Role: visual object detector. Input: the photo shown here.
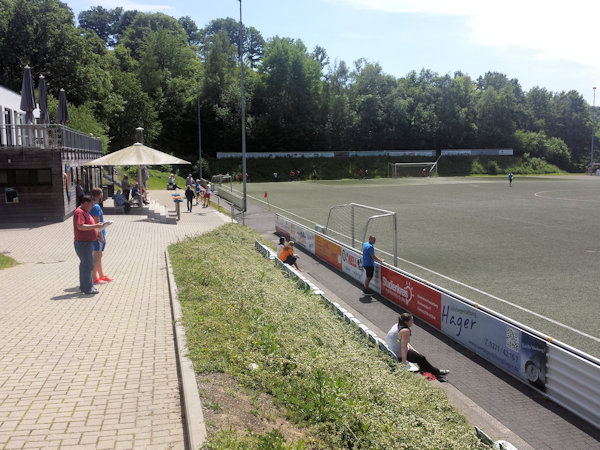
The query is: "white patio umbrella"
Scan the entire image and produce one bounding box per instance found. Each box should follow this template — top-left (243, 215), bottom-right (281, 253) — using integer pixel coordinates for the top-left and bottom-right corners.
top-left (84, 142), bottom-right (191, 205)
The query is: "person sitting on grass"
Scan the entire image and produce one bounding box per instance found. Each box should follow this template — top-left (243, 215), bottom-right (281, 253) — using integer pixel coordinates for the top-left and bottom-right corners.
top-left (386, 313), bottom-right (450, 382)
top-left (278, 241), bottom-right (303, 271)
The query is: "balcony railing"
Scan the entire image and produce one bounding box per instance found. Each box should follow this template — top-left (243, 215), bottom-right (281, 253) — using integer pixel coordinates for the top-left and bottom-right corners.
top-left (0, 124), bottom-right (102, 153)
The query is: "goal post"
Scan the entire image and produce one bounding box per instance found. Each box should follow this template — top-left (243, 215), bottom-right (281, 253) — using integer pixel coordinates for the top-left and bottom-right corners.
top-left (388, 161), bottom-right (438, 177)
top-left (325, 203), bottom-right (397, 266)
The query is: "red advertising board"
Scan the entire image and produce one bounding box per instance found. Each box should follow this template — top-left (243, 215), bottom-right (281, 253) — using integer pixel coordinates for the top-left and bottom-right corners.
top-left (315, 235), bottom-right (342, 270)
top-left (380, 266), bottom-right (442, 329)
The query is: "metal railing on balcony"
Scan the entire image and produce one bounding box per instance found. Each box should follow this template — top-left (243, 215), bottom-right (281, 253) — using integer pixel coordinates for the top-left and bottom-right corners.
top-left (0, 124), bottom-right (102, 153)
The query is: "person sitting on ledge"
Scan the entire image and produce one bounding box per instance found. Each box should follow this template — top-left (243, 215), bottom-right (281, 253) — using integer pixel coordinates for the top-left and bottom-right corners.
top-left (131, 184), bottom-right (149, 205)
top-left (113, 190), bottom-right (131, 213)
top-left (278, 241), bottom-right (303, 272)
top-left (386, 313), bottom-right (450, 382)
top-left (167, 174), bottom-right (182, 190)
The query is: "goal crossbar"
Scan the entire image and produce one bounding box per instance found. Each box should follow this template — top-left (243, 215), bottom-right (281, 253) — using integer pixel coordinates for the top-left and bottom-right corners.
top-left (388, 160), bottom-right (438, 177)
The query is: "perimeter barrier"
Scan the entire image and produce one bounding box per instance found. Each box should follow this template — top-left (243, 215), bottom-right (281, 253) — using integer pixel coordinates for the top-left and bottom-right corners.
top-left (274, 213), bottom-right (600, 429)
top-left (216, 187), bottom-right (245, 224)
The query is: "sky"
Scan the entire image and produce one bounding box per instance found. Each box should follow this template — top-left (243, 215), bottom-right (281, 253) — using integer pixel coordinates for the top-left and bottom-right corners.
top-left (67, 0), bottom-right (600, 105)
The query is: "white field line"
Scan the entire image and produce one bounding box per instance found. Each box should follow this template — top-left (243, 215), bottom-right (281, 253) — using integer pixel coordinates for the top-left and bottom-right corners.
top-left (535, 190), bottom-right (600, 203)
top-left (237, 188), bottom-right (600, 344)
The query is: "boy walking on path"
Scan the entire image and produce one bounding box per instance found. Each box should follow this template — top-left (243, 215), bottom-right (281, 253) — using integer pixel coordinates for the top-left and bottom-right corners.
top-left (362, 235), bottom-right (384, 295)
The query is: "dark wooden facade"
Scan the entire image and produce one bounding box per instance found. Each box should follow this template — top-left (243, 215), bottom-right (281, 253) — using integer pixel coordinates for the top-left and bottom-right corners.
top-left (0, 125), bottom-right (102, 222)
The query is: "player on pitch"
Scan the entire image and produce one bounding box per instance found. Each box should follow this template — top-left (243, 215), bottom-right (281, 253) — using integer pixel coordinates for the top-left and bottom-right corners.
top-left (362, 235), bottom-right (384, 295)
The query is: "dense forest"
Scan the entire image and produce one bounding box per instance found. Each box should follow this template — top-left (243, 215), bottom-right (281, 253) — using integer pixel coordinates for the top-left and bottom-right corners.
top-left (0, 0), bottom-right (596, 173)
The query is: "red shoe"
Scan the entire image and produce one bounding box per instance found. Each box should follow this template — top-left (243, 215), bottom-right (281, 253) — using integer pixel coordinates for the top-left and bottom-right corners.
top-left (101, 275), bottom-right (114, 282)
top-left (93, 278), bottom-right (107, 285)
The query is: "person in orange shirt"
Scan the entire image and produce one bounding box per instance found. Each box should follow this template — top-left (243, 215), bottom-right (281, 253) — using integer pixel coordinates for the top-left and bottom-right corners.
top-left (278, 241), bottom-right (303, 272)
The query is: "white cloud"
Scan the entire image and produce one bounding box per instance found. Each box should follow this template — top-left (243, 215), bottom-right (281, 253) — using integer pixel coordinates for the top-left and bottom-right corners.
top-left (74, 0), bottom-right (174, 14)
top-left (337, 0), bottom-right (600, 71)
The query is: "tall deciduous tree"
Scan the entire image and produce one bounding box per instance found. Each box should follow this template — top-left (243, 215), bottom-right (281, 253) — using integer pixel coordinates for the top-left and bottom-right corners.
top-left (199, 17), bottom-right (264, 68)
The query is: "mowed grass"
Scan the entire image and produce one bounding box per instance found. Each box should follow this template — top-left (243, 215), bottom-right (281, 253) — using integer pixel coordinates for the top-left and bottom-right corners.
top-left (169, 224), bottom-right (487, 448)
top-left (0, 254), bottom-right (16, 270)
top-left (231, 176), bottom-right (600, 358)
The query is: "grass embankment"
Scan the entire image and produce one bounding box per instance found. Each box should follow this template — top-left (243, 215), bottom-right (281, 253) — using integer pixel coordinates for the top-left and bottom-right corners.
top-left (0, 254), bottom-right (16, 270)
top-left (169, 224), bottom-right (487, 449)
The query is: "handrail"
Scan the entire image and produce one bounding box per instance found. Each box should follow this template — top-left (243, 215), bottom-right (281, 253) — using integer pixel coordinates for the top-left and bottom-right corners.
top-left (0, 124), bottom-right (102, 152)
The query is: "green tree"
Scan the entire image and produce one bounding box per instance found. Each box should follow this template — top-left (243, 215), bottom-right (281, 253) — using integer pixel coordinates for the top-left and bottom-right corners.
top-left (78, 6), bottom-right (126, 47)
top-left (435, 73), bottom-right (477, 148)
top-left (199, 17), bottom-right (264, 68)
top-left (119, 12), bottom-right (187, 59)
top-left (253, 37), bottom-right (324, 151)
top-left (105, 71), bottom-right (160, 151)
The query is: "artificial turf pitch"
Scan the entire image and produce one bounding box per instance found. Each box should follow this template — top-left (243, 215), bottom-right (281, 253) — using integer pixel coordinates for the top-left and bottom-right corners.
top-left (233, 175), bottom-right (600, 358)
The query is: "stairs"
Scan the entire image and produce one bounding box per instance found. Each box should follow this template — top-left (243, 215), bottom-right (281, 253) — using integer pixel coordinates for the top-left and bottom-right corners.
top-left (146, 200), bottom-right (177, 224)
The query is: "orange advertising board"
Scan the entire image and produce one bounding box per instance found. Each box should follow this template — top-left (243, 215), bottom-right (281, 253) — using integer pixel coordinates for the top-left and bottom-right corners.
top-left (315, 234), bottom-right (342, 270)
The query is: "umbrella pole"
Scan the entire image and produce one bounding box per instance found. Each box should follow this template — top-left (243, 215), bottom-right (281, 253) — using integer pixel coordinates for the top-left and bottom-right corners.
top-left (137, 166), bottom-right (143, 207)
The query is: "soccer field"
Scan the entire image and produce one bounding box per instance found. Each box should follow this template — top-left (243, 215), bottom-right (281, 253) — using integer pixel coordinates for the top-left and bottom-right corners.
top-left (232, 175), bottom-right (600, 358)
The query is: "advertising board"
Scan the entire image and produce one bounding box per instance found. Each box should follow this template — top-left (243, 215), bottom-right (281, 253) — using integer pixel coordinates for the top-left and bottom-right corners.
top-left (290, 222), bottom-right (315, 254)
top-left (275, 215), bottom-right (292, 239)
top-left (315, 234), bottom-right (342, 270)
top-left (440, 295), bottom-right (547, 390)
top-left (380, 266), bottom-right (442, 329)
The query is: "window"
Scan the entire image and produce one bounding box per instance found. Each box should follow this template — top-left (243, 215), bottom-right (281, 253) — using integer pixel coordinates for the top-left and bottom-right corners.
top-left (0, 169), bottom-right (52, 186)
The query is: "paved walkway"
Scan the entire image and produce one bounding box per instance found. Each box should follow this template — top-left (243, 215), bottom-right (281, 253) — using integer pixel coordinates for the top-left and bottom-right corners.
top-left (0, 191), bottom-right (228, 449)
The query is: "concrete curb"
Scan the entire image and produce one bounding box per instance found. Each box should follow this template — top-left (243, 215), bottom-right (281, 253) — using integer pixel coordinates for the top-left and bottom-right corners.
top-left (165, 250), bottom-right (207, 449)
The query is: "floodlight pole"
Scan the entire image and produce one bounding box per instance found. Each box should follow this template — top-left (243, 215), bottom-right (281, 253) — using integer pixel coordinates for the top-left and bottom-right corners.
top-left (591, 87), bottom-right (596, 175)
top-left (238, 0), bottom-right (247, 211)
top-left (197, 80), bottom-right (203, 181)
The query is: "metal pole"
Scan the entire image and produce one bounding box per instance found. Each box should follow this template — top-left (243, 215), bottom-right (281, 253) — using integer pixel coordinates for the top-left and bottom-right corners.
top-left (197, 80), bottom-right (202, 181)
top-left (591, 87), bottom-right (596, 175)
top-left (238, 0), bottom-right (247, 211)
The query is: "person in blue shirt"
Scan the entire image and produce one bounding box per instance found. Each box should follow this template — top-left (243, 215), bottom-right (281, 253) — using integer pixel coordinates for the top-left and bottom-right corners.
top-left (362, 235), bottom-right (384, 295)
top-left (508, 172), bottom-right (513, 186)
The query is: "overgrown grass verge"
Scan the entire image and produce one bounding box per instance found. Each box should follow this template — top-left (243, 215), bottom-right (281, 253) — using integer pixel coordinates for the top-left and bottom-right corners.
top-left (169, 224), bottom-right (487, 448)
top-left (0, 254), bottom-right (17, 270)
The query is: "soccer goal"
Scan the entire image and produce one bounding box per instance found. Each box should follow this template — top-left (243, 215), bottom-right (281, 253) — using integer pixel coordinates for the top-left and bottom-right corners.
top-left (388, 161), bottom-right (438, 178)
top-left (325, 203), bottom-right (397, 266)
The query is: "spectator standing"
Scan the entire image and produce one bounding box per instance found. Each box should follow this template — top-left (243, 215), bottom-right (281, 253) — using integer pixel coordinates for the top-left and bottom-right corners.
top-left (75, 179), bottom-right (84, 207)
top-left (386, 313), bottom-right (450, 381)
top-left (362, 235), bottom-right (384, 295)
top-left (90, 187), bottom-right (113, 285)
top-left (195, 179), bottom-right (202, 205)
top-left (73, 195), bottom-right (104, 295)
top-left (203, 183), bottom-right (212, 207)
top-left (185, 174), bottom-right (194, 187)
top-left (121, 175), bottom-right (130, 200)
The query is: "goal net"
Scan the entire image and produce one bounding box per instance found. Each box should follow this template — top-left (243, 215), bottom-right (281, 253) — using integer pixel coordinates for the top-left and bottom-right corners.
top-left (325, 203), bottom-right (397, 266)
top-left (388, 161), bottom-right (438, 178)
